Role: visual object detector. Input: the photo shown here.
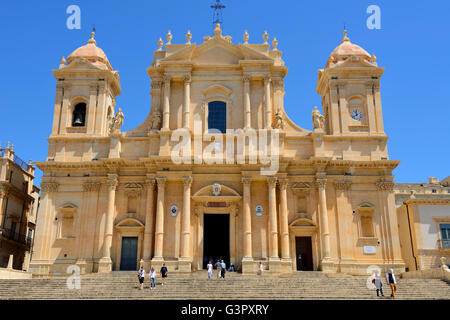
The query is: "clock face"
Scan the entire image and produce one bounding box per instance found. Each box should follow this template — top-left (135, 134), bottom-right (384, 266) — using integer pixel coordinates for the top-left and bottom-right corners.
top-left (351, 109), bottom-right (363, 121)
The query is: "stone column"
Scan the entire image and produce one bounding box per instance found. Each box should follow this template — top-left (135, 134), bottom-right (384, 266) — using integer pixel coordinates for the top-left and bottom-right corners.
top-left (98, 174), bottom-right (118, 273)
top-left (316, 174), bottom-right (333, 272)
top-left (142, 178), bottom-right (155, 269)
top-left (338, 84), bottom-right (349, 134)
top-left (268, 176), bottom-right (281, 272)
top-left (365, 83), bottom-right (377, 134)
top-left (264, 75), bottom-right (272, 129)
top-left (243, 75), bottom-right (251, 129)
top-left (0, 187), bottom-right (8, 228)
top-left (162, 75), bottom-right (171, 130)
top-left (152, 177), bottom-right (166, 266)
top-left (179, 176), bottom-right (193, 271)
top-left (278, 178), bottom-right (291, 271)
top-left (183, 75), bottom-right (191, 129)
top-left (241, 176), bottom-right (254, 273)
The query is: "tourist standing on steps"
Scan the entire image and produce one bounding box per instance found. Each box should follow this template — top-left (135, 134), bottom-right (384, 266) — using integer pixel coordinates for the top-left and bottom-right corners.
top-left (160, 263), bottom-right (168, 286)
top-left (220, 260), bottom-right (226, 279)
top-left (374, 270), bottom-right (384, 297)
top-left (138, 266), bottom-right (145, 290)
top-left (258, 262), bottom-right (263, 275)
top-left (149, 267), bottom-right (156, 289)
top-left (386, 268), bottom-right (397, 298)
top-left (207, 261), bottom-right (213, 279)
top-left (216, 259), bottom-right (222, 278)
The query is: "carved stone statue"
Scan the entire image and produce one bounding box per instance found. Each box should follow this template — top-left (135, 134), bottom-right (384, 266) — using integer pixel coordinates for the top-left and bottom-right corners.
top-left (312, 106), bottom-right (325, 130)
top-left (274, 111), bottom-right (284, 129)
top-left (109, 108), bottom-right (124, 135)
top-left (150, 111), bottom-right (162, 131)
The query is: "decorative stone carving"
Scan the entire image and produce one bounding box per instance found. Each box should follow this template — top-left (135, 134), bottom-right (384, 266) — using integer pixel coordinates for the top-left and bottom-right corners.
top-left (312, 106), bottom-right (325, 130)
top-left (267, 176), bottom-right (277, 187)
top-left (185, 30), bottom-right (192, 44)
top-left (272, 37), bottom-right (279, 50)
top-left (156, 177), bottom-right (166, 190)
top-left (150, 111), bottom-right (162, 131)
top-left (183, 176), bottom-right (193, 188)
top-left (243, 30), bottom-right (249, 44)
top-left (315, 178), bottom-right (327, 189)
top-left (123, 183), bottom-right (144, 197)
top-left (441, 257), bottom-right (448, 270)
top-left (109, 108), bottom-right (124, 135)
top-left (376, 180), bottom-right (395, 192)
top-left (274, 111), bottom-right (284, 129)
top-left (157, 37), bottom-right (164, 51)
top-left (241, 176), bottom-right (252, 185)
top-left (334, 180), bottom-right (352, 191)
top-left (145, 179), bottom-right (156, 190)
top-left (212, 183), bottom-right (221, 196)
top-left (106, 175), bottom-right (118, 191)
top-left (82, 182), bottom-right (102, 192)
top-left (278, 178), bottom-right (288, 190)
top-left (41, 182), bottom-right (59, 193)
top-left (166, 30), bottom-right (172, 44)
top-left (262, 31), bottom-right (269, 44)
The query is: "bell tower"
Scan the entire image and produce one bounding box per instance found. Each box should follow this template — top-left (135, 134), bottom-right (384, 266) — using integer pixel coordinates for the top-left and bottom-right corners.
top-left (50, 31), bottom-right (121, 138)
top-left (316, 30), bottom-right (384, 136)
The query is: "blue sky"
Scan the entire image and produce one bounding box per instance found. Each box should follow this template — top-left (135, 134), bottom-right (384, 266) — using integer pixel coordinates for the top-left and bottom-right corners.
top-left (0, 0), bottom-right (449, 186)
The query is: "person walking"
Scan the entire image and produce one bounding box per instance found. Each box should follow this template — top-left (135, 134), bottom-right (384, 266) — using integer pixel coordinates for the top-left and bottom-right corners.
top-left (374, 270), bottom-right (384, 297)
top-left (386, 268), bottom-right (397, 298)
top-left (149, 267), bottom-right (156, 289)
top-left (258, 262), bottom-right (263, 276)
top-left (160, 263), bottom-right (168, 286)
top-left (220, 260), bottom-right (226, 279)
top-left (216, 259), bottom-right (222, 278)
top-left (207, 261), bottom-right (213, 279)
top-left (138, 266), bottom-right (145, 290)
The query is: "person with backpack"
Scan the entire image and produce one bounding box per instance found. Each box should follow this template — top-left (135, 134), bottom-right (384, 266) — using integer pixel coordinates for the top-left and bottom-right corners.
top-left (386, 268), bottom-right (397, 298)
top-left (373, 270), bottom-right (384, 297)
top-left (137, 266), bottom-right (145, 290)
top-left (149, 267), bottom-right (156, 289)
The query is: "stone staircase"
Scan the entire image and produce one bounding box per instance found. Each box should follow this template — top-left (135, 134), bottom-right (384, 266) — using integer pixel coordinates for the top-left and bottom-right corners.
top-left (0, 271), bottom-right (448, 300)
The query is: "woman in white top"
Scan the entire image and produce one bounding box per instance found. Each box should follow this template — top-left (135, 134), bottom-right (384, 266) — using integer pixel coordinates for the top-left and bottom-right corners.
top-left (138, 267), bottom-right (145, 290)
top-left (149, 267), bottom-right (156, 289)
top-left (207, 261), bottom-right (213, 279)
top-left (258, 262), bottom-right (263, 275)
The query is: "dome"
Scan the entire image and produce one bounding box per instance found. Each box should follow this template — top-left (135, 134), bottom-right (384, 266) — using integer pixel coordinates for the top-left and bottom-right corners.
top-left (66, 31), bottom-right (112, 70)
top-left (327, 30), bottom-right (374, 67)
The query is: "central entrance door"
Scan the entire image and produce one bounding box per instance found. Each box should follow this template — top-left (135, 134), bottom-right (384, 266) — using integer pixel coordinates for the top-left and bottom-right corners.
top-left (120, 237), bottom-right (138, 270)
top-left (203, 214), bottom-right (230, 269)
top-left (295, 236), bottom-right (313, 271)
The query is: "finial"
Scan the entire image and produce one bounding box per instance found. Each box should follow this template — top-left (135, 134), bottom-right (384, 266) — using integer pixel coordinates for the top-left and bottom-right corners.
top-left (186, 30), bottom-right (192, 44)
top-left (243, 30), bottom-right (249, 44)
top-left (88, 26), bottom-right (96, 45)
top-left (166, 30), bottom-right (172, 44)
top-left (214, 23), bottom-right (222, 36)
top-left (370, 53), bottom-right (377, 62)
top-left (10, 144), bottom-right (14, 152)
top-left (61, 56), bottom-right (66, 64)
top-left (6, 141), bottom-right (10, 149)
top-left (157, 37), bottom-right (164, 51)
top-left (341, 29), bottom-right (350, 43)
top-left (263, 31), bottom-right (269, 44)
top-left (272, 37), bottom-right (279, 50)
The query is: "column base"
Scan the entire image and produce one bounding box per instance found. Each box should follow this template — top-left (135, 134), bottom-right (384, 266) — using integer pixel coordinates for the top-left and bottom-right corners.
top-left (280, 258), bottom-right (293, 273)
top-left (97, 257), bottom-right (112, 273)
top-left (178, 258), bottom-right (192, 273)
top-left (151, 257), bottom-right (165, 271)
top-left (75, 259), bottom-right (87, 275)
top-left (269, 257), bottom-right (281, 273)
top-left (241, 257), bottom-right (255, 274)
top-left (320, 259), bottom-right (337, 273)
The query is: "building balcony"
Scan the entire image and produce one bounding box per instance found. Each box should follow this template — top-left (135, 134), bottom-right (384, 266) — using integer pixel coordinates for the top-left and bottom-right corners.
top-left (0, 228), bottom-right (32, 248)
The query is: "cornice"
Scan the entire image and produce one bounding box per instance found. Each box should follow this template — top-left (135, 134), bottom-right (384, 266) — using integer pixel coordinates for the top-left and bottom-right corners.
top-left (405, 199), bottom-right (450, 205)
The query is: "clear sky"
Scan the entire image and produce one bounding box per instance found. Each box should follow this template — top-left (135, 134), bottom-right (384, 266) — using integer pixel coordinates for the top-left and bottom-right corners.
top-left (0, 0), bottom-right (449, 187)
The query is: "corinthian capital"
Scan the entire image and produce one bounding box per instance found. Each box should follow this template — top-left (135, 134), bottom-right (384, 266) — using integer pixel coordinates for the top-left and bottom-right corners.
top-left (267, 176), bottom-right (277, 188)
top-left (183, 176), bottom-right (193, 188)
top-left (241, 176), bottom-right (252, 186)
top-left (315, 178), bottom-right (327, 189)
top-left (156, 177), bottom-right (166, 190)
top-left (334, 180), bottom-right (352, 191)
top-left (41, 182), bottom-right (59, 193)
top-left (278, 178), bottom-right (288, 190)
top-left (242, 74), bottom-right (251, 83)
top-left (106, 174), bottom-right (118, 191)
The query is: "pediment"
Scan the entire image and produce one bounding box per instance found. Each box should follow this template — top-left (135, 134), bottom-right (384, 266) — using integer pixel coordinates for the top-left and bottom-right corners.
top-left (289, 218), bottom-right (317, 227)
top-left (61, 57), bottom-right (108, 71)
top-left (193, 44), bottom-right (242, 65)
top-left (115, 217), bottom-right (145, 228)
top-left (331, 56), bottom-right (378, 69)
top-left (193, 183), bottom-right (240, 197)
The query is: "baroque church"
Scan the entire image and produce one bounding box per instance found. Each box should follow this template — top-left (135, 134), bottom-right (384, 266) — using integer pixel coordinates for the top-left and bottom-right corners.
top-left (30, 24), bottom-right (405, 275)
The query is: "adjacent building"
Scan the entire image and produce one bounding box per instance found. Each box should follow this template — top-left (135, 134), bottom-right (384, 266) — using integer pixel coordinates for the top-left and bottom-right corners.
top-left (0, 142), bottom-right (40, 270)
top-left (30, 25), bottom-right (405, 276)
top-left (395, 177), bottom-right (450, 271)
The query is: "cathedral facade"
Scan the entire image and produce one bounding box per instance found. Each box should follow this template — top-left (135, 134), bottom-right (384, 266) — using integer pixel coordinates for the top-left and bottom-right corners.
top-left (30, 24), bottom-right (405, 275)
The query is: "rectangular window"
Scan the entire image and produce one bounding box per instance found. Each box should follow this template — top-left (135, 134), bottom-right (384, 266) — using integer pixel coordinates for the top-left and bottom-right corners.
top-left (440, 224), bottom-right (450, 249)
top-left (208, 101), bottom-right (226, 133)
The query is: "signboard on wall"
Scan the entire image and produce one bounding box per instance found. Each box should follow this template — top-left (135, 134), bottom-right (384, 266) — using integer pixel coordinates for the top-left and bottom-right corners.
top-left (363, 246), bottom-right (376, 254)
